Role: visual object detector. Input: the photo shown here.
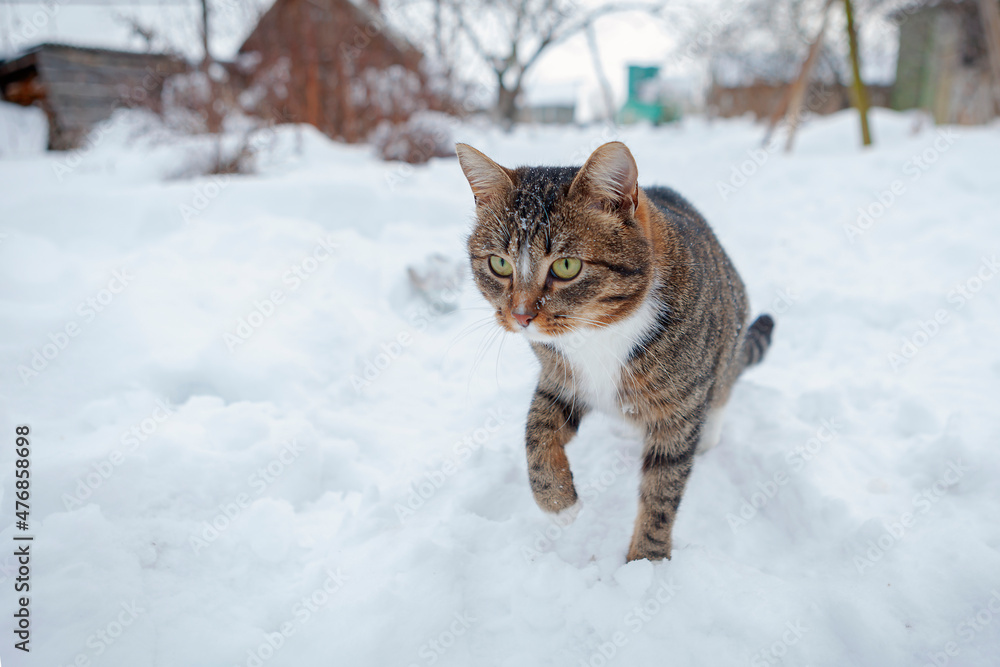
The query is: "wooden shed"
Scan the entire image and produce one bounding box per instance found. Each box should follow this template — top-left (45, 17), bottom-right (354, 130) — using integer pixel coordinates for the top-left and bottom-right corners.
top-left (238, 0), bottom-right (444, 143)
top-left (891, 0), bottom-right (998, 124)
top-left (0, 43), bottom-right (188, 150)
top-left (706, 52), bottom-right (892, 120)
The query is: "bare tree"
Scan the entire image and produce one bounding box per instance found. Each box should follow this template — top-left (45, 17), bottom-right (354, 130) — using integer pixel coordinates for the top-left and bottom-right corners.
top-left (706, 0), bottom-right (896, 82)
top-left (585, 21), bottom-right (617, 122)
top-left (391, 0), bottom-right (664, 127)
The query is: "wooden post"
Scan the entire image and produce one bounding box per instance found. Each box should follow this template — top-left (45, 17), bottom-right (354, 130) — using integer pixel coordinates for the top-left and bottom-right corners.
top-left (776, 0), bottom-right (836, 151)
top-left (978, 0), bottom-right (1000, 114)
top-left (844, 0), bottom-right (873, 146)
top-left (200, 0), bottom-right (211, 68)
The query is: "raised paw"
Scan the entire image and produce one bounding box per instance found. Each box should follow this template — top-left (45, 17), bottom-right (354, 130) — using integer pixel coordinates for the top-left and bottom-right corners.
top-left (528, 458), bottom-right (578, 513)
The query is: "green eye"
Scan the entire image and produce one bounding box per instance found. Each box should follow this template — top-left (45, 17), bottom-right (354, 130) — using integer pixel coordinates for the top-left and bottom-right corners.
top-left (550, 257), bottom-right (582, 280)
top-left (489, 255), bottom-right (513, 277)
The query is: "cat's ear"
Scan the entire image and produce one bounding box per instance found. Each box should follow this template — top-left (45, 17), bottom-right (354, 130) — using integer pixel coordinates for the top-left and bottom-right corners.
top-left (455, 143), bottom-right (515, 207)
top-left (568, 142), bottom-right (639, 216)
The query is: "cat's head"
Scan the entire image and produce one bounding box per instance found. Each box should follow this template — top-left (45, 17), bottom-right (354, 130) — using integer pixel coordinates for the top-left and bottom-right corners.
top-left (456, 141), bottom-right (654, 341)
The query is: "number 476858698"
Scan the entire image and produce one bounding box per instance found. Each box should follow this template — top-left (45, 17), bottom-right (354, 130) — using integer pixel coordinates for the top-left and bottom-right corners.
top-left (15, 425), bottom-right (30, 529)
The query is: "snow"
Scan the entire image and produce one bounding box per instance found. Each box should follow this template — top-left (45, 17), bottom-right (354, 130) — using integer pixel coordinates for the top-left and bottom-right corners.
top-left (2, 108), bottom-right (1000, 666)
top-left (0, 102), bottom-right (47, 158)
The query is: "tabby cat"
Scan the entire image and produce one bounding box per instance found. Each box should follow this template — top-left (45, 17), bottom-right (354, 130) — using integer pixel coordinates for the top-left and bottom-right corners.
top-left (456, 141), bottom-right (773, 562)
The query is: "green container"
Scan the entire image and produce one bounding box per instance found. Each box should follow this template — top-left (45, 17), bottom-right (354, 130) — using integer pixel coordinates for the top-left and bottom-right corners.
top-left (619, 65), bottom-right (680, 125)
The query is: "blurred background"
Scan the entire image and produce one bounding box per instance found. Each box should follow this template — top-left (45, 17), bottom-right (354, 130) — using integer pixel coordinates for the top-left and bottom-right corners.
top-left (1, 0), bottom-right (998, 163)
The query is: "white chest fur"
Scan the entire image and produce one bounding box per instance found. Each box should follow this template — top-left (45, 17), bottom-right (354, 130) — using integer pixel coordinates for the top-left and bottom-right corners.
top-left (540, 295), bottom-right (662, 415)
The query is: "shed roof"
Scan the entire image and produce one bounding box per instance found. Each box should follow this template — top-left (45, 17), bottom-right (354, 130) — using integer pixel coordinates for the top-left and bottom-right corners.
top-left (238, 0), bottom-right (420, 63)
top-left (0, 42), bottom-right (186, 78)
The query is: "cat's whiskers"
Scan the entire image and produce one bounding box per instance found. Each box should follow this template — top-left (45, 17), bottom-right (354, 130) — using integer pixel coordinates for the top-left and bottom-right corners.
top-left (466, 326), bottom-right (504, 398)
top-left (551, 344), bottom-right (582, 432)
top-left (444, 316), bottom-right (500, 359)
top-left (557, 315), bottom-right (635, 342)
top-left (617, 360), bottom-right (644, 408)
top-left (494, 330), bottom-right (510, 389)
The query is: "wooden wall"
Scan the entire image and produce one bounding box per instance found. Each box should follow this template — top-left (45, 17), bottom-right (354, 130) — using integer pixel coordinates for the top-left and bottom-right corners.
top-left (707, 81), bottom-right (893, 120)
top-left (891, 4), bottom-right (996, 125)
top-left (0, 44), bottom-right (187, 150)
top-left (238, 0), bottom-right (437, 143)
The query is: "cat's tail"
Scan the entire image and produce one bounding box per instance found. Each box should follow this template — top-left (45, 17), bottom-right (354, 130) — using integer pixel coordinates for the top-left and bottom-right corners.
top-left (741, 314), bottom-right (774, 368)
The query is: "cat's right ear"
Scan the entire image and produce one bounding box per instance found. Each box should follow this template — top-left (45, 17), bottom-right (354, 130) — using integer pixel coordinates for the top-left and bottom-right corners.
top-left (455, 144), bottom-right (515, 207)
top-left (568, 141), bottom-right (639, 217)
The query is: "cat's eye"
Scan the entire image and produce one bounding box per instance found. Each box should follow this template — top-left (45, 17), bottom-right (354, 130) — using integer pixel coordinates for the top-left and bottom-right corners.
top-left (550, 257), bottom-right (582, 280)
top-left (489, 255), bottom-right (513, 277)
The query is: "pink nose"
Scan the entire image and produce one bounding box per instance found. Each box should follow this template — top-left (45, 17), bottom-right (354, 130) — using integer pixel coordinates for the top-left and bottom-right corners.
top-left (513, 311), bottom-right (536, 328)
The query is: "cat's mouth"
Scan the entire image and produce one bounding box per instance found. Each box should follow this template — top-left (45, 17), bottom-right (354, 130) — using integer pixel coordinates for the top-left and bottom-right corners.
top-left (506, 312), bottom-right (579, 341)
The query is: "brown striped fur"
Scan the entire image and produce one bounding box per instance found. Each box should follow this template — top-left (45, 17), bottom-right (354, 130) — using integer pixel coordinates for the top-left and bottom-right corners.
top-left (456, 141), bottom-right (773, 562)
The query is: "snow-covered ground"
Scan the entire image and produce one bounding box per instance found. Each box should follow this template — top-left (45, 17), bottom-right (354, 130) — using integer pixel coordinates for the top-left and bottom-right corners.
top-left (0, 102), bottom-right (47, 158)
top-left (1, 106), bottom-right (999, 666)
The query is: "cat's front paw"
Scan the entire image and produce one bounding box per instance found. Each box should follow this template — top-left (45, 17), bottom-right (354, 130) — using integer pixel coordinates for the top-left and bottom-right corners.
top-left (626, 532), bottom-right (672, 562)
top-left (528, 463), bottom-right (578, 513)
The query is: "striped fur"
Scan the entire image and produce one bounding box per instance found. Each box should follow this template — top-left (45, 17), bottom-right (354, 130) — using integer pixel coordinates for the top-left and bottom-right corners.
top-left (457, 141), bottom-right (773, 562)
top-left (743, 314), bottom-right (775, 368)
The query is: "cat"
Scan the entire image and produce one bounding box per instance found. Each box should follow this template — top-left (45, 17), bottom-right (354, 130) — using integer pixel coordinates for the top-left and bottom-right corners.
top-left (455, 140), bottom-right (773, 562)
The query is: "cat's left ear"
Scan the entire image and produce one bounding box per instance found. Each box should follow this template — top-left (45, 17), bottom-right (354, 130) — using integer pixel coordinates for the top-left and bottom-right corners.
top-left (455, 143), bottom-right (515, 207)
top-left (568, 142), bottom-right (639, 217)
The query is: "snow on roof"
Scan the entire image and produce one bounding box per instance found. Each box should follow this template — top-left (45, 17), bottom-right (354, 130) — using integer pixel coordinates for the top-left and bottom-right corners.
top-left (522, 80), bottom-right (579, 107)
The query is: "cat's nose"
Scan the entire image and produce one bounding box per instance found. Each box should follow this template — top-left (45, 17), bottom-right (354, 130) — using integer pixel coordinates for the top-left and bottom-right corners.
top-left (513, 310), bottom-right (536, 328)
